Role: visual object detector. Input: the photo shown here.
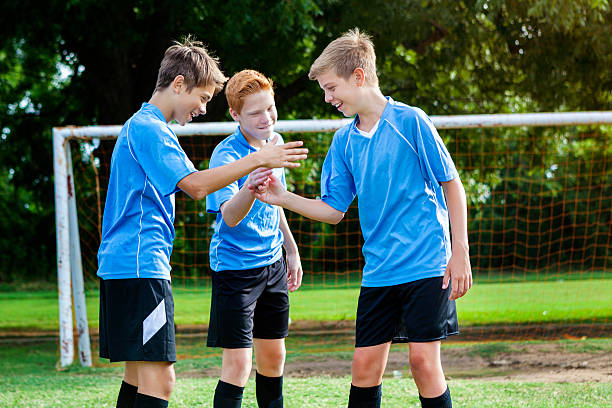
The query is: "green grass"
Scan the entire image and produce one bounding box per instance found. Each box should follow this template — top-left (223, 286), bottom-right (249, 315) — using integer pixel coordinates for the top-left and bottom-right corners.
top-left (0, 279), bottom-right (610, 331)
top-left (0, 338), bottom-right (610, 407)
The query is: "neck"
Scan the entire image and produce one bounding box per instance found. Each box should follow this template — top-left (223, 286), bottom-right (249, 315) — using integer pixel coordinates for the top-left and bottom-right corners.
top-left (240, 128), bottom-right (267, 149)
top-left (356, 88), bottom-right (387, 132)
top-left (148, 90), bottom-right (174, 123)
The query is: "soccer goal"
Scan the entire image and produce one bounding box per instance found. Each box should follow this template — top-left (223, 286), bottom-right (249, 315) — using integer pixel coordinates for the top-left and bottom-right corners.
top-left (53, 112), bottom-right (612, 367)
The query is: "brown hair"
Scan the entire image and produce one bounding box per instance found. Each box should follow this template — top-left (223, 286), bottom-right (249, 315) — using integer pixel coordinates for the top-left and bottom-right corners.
top-left (225, 69), bottom-right (274, 114)
top-left (154, 35), bottom-right (228, 94)
top-left (308, 28), bottom-right (378, 86)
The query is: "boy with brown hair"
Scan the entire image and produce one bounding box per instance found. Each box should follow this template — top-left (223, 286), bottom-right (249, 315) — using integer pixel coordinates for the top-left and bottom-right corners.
top-left (205, 69), bottom-right (303, 408)
top-left (97, 39), bottom-right (307, 408)
top-left (252, 29), bottom-right (472, 408)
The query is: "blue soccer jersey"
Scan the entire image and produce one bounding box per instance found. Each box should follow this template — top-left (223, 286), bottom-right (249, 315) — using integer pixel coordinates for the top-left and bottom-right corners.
top-left (206, 128), bottom-right (286, 271)
top-left (97, 103), bottom-right (197, 280)
top-left (321, 97), bottom-right (459, 287)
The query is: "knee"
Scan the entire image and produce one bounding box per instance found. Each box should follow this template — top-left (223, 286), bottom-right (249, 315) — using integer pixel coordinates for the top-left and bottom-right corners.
top-left (257, 348), bottom-right (285, 376)
top-left (224, 354), bottom-right (252, 381)
top-left (409, 353), bottom-right (437, 376)
top-left (352, 353), bottom-right (384, 383)
top-left (160, 369), bottom-right (176, 397)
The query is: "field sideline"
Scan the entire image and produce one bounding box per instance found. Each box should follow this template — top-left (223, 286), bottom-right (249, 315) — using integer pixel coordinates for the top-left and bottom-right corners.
top-left (0, 278), bottom-right (610, 332)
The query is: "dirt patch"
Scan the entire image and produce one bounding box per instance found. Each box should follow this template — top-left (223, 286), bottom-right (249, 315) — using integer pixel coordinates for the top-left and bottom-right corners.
top-left (180, 341), bottom-right (612, 383)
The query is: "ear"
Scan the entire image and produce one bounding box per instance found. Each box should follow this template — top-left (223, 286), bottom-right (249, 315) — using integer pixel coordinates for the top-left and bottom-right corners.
top-left (172, 75), bottom-right (185, 93)
top-left (353, 68), bottom-right (366, 87)
top-left (229, 107), bottom-right (240, 121)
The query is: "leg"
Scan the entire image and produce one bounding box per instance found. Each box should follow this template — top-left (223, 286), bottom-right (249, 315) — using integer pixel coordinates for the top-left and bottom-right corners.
top-left (253, 338), bottom-right (285, 377)
top-left (221, 348), bottom-right (253, 387)
top-left (115, 362), bottom-right (139, 408)
top-left (213, 348), bottom-right (252, 408)
top-left (254, 338), bottom-right (286, 407)
top-left (134, 361), bottom-right (175, 401)
top-left (351, 342), bottom-right (391, 387)
top-left (409, 341), bottom-right (451, 407)
top-left (124, 361), bottom-right (139, 386)
top-left (347, 342), bottom-right (389, 408)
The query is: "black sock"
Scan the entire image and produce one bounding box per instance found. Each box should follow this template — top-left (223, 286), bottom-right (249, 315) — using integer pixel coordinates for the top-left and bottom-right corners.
top-left (255, 371), bottom-right (283, 408)
top-left (214, 380), bottom-right (244, 408)
top-left (133, 393), bottom-right (168, 408)
top-left (419, 386), bottom-right (452, 408)
top-left (347, 383), bottom-right (382, 408)
top-left (116, 380), bottom-right (138, 408)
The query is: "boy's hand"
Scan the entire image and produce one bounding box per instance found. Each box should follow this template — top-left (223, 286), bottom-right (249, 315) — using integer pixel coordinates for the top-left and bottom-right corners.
top-left (286, 252), bottom-right (303, 292)
top-left (442, 247), bottom-right (472, 300)
top-left (245, 168), bottom-right (272, 191)
top-left (248, 174), bottom-right (287, 206)
top-left (256, 135), bottom-right (308, 168)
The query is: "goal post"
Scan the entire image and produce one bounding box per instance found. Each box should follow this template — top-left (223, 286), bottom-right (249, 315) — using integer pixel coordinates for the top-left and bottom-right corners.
top-left (53, 111), bottom-right (612, 367)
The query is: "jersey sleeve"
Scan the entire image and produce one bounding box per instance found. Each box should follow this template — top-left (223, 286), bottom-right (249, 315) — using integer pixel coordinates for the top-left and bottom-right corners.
top-left (320, 131), bottom-right (356, 212)
top-left (206, 144), bottom-right (242, 214)
top-left (128, 122), bottom-right (196, 196)
top-left (414, 109), bottom-right (459, 185)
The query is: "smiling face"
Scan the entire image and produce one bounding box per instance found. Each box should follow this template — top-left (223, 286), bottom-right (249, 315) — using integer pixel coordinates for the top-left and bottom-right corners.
top-left (173, 83), bottom-right (217, 126)
top-left (316, 70), bottom-right (362, 117)
top-left (230, 90), bottom-right (277, 146)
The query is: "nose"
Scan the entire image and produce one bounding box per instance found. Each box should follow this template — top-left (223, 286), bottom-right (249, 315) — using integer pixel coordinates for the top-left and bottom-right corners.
top-left (263, 111), bottom-right (273, 125)
top-left (199, 103), bottom-right (207, 115)
top-left (324, 92), bottom-right (333, 103)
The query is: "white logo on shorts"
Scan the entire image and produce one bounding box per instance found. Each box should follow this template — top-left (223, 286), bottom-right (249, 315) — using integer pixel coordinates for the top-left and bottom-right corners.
top-left (143, 299), bottom-right (167, 345)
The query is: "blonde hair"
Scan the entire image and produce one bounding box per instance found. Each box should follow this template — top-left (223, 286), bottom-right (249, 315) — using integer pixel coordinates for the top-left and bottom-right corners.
top-left (308, 28), bottom-right (378, 86)
top-left (155, 35), bottom-right (228, 94)
top-left (225, 69), bottom-right (274, 114)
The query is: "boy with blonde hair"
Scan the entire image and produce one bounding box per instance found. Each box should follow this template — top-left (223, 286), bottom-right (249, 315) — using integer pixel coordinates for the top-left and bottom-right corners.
top-left (97, 39), bottom-right (307, 408)
top-left (205, 69), bottom-right (303, 408)
top-left (252, 29), bottom-right (471, 408)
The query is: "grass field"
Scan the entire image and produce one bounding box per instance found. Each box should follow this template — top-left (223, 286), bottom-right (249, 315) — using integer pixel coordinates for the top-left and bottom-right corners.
top-left (0, 335), bottom-right (610, 407)
top-left (0, 277), bottom-right (610, 406)
top-left (0, 278), bottom-right (610, 331)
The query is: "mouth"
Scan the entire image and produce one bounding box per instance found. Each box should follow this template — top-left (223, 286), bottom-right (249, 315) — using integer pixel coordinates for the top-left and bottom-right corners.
top-left (333, 102), bottom-right (343, 111)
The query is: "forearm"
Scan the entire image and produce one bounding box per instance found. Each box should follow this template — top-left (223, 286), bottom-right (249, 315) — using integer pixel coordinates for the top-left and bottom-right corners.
top-left (220, 186), bottom-right (257, 227)
top-left (178, 155), bottom-right (262, 200)
top-left (280, 192), bottom-right (344, 224)
top-left (443, 178), bottom-right (469, 251)
top-left (278, 208), bottom-right (298, 254)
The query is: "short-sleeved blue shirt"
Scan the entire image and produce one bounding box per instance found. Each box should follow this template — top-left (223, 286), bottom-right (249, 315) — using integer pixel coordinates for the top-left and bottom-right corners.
top-left (97, 103), bottom-right (197, 280)
top-left (206, 128), bottom-right (286, 272)
top-left (321, 97), bottom-right (459, 287)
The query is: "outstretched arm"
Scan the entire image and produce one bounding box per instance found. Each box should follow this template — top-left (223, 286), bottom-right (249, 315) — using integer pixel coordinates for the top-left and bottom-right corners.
top-left (278, 207), bottom-right (303, 292)
top-left (251, 175), bottom-right (345, 224)
top-left (178, 135), bottom-right (307, 200)
top-left (441, 177), bottom-right (473, 300)
top-left (219, 168), bottom-right (272, 227)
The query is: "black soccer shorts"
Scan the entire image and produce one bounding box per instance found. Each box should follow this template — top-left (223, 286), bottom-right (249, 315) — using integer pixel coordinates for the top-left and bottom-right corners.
top-left (207, 258), bottom-right (290, 348)
top-left (99, 278), bottom-right (176, 362)
top-left (355, 276), bottom-right (459, 347)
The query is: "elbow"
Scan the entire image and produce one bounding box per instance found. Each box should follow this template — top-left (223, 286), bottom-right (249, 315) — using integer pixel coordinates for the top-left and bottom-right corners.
top-left (328, 212), bottom-right (345, 225)
top-left (224, 219), bottom-right (239, 228)
top-left (190, 185), bottom-right (211, 201)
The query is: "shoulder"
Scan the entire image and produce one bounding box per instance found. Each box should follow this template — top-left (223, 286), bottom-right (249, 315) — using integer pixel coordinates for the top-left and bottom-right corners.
top-left (211, 133), bottom-right (243, 162)
top-left (127, 109), bottom-right (173, 141)
top-left (385, 101), bottom-right (434, 131)
top-left (332, 122), bottom-right (352, 142)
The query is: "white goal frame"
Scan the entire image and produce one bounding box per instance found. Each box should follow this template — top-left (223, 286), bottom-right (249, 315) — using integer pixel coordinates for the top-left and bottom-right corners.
top-left (53, 111), bottom-right (612, 367)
